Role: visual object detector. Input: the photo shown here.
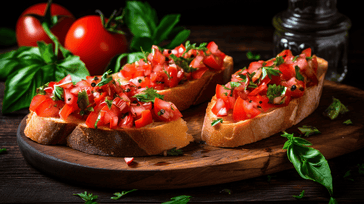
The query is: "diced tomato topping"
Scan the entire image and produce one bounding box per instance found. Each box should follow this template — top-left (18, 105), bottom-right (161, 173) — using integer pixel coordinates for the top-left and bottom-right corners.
top-left (134, 109), bottom-right (153, 128)
top-left (233, 97), bottom-right (261, 122)
top-left (153, 98), bottom-right (182, 122)
top-left (29, 95), bottom-right (48, 112)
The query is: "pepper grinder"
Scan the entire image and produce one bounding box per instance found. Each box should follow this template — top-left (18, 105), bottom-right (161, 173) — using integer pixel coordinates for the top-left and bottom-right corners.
top-left (272, 0), bottom-right (351, 82)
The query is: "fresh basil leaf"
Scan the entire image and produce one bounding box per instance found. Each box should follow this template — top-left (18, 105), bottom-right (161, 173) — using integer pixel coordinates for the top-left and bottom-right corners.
top-left (133, 87), bottom-right (164, 102)
top-left (298, 125), bottom-right (321, 137)
top-left (292, 190), bottom-right (305, 199)
top-left (343, 119), bottom-right (353, 125)
top-left (125, 1), bottom-right (157, 38)
top-left (329, 197), bottom-right (338, 204)
top-left (96, 70), bottom-right (113, 87)
top-left (130, 36), bottom-right (154, 52)
top-left (56, 55), bottom-right (89, 83)
top-left (153, 14), bottom-right (181, 45)
top-left (0, 47), bottom-right (41, 80)
top-left (2, 64), bottom-right (42, 113)
top-left (111, 189), bottom-right (137, 200)
top-left (164, 29), bottom-right (191, 49)
top-left (282, 132), bottom-right (334, 196)
top-left (295, 65), bottom-right (305, 81)
top-left (37, 41), bottom-right (57, 64)
top-left (324, 97), bottom-right (349, 120)
top-left (162, 195), bottom-right (191, 204)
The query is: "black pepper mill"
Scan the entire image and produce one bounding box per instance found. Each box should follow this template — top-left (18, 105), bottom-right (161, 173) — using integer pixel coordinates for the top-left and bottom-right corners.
top-left (272, 0), bottom-right (351, 82)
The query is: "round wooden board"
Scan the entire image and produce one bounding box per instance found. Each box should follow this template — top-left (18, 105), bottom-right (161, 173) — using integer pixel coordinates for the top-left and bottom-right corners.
top-left (17, 81), bottom-right (364, 190)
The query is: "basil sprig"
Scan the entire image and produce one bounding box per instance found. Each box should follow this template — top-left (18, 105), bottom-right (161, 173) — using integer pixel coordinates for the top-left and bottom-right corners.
top-left (282, 132), bottom-right (336, 202)
top-left (0, 30), bottom-right (89, 114)
top-left (110, 1), bottom-right (190, 72)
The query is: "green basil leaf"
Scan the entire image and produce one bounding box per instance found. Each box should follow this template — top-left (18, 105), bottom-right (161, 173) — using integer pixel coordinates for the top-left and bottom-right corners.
top-left (56, 55), bottom-right (89, 83)
top-left (130, 36), bottom-right (154, 52)
top-left (133, 87), bottom-right (164, 102)
top-left (2, 64), bottom-right (42, 113)
top-left (153, 14), bottom-right (180, 45)
top-left (37, 41), bottom-right (57, 64)
top-left (162, 195), bottom-right (191, 204)
top-left (283, 132), bottom-right (334, 196)
top-left (125, 1), bottom-right (157, 38)
top-left (0, 47), bottom-right (42, 80)
top-left (164, 29), bottom-right (190, 49)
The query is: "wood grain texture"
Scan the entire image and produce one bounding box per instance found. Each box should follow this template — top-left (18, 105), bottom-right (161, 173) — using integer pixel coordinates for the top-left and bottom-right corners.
top-left (17, 80), bottom-right (364, 190)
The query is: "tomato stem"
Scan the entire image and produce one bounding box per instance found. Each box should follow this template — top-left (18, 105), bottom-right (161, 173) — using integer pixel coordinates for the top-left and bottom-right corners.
top-left (95, 9), bottom-right (125, 34)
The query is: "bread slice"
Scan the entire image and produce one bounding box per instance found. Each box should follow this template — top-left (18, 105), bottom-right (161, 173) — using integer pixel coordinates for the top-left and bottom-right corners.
top-left (67, 118), bottom-right (192, 156)
top-left (201, 57), bottom-right (328, 147)
top-left (25, 111), bottom-right (193, 156)
top-left (112, 56), bottom-right (234, 111)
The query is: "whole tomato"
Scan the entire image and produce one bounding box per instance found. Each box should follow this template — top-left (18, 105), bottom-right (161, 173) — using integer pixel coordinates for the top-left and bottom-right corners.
top-left (16, 2), bottom-right (74, 47)
top-left (64, 15), bottom-right (128, 76)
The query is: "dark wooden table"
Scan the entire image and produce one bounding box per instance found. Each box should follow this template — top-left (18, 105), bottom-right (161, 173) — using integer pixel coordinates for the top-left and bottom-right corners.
top-left (1, 25), bottom-right (364, 203)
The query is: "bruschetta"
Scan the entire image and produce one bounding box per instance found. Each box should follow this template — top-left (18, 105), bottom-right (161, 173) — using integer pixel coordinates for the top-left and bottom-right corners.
top-left (24, 72), bottom-right (193, 156)
top-left (112, 41), bottom-right (233, 111)
top-left (201, 48), bottom-right (328, 147)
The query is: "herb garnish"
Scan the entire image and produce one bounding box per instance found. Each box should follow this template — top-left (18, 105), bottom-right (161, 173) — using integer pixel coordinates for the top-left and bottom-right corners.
top-left (211, 118), bottom-right (223, 126)
top-left (133, 87), bottom-right (164, 102)
top-left (73, 191), bottom-right (99, 204)
top-left (292, 190), bottom-right (305, 199)
top-left (246, 51), bottom-right (260, 60)
top-left (298, 125), bottom-right (321, 137)
top-left (295, 66), bottom-right (305, 81)
top-left (111, 1), bottom-right (190, 72)
top-left (96, 70), bottom-right (113, 87)
top-left (266, 84), bottom-right (287, 104)
top-left (343, 119), bottom-right (353, 125)
top-left (77, 90), bottom-right (94, 116)
top-left (161, 195), bottom-right (191, 204)
top-left (169, 54), bottom-right (197, 73)
top-left (167, 147), bottom-right (184, 156)
top-left (281, 131), bottom-right (335, 201)
top-left (324, 97), bottom-right (349, 120)
top-left (111, 189), bottom-right (137, 200)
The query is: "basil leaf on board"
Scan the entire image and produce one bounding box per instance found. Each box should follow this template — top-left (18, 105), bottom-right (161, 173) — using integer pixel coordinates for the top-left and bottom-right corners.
top-left (282, 132), bottom-right (334, 198)
top-left (164, 29), bottom-right (190, 49)
top-left (324, 97), bottom-right (349, 120)
top-left (161, 195), bottom-right (191, 204)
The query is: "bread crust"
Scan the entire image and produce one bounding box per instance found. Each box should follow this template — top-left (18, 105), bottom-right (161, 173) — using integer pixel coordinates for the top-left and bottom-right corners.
top-left (67, 118), bottom-right (193, 156)
top-left (25, 112), bottom-right (193, 156)
top-left (113, 56), bottom-right (234, 111)
top-left (201, 57), bottom-right (328, 147)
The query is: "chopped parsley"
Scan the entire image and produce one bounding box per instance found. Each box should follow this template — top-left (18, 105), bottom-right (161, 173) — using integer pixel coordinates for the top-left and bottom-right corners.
top-left (111, 189), bottom-right (137, 200)
top-left (298, 125), bottom-right (321, 137)
top-left (266, 84), bottom-right (287, 104)
top-left (51, 85), bottom-right (64, 101)
top-left (96, 70), bottom-right (113, 87)
top-left (211, 118), bottom-right (223, 126)
top-left (324, 97), bottom-right (349, 120)
top-left (295, 66), bottom-right (305, 81)
top-left (167, 147), bottom-right (184, 156)
top-left (169, 54), bottom-right (196, 73)
top-left (343, 119), bottom-right (353, 125)
top-left (133, 87), bottom-right (164, 102)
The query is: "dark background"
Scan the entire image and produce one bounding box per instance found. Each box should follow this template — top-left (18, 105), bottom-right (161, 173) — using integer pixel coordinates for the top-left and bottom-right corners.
top-left (1, 0), bottom-right (361, 30)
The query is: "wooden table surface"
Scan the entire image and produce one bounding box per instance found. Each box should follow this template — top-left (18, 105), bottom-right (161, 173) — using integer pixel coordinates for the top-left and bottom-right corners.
top-left (1, 25), bottom-right (364, 203)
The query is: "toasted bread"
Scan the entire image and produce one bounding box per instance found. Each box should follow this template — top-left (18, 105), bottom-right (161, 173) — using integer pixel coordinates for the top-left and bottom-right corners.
top-left (201, 57), bottom-right (328, 147)
top-left (113, 55), bottom-right (234, 111)
top-left (25, 111), bottom-right (193, 156)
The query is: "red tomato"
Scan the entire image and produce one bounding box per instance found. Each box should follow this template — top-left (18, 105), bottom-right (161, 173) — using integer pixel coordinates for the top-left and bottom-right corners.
top-left (16, 2), bottom-right (74, 47)
top-left (153, 98), bottom-right (182, 122)
top-left (134, 110), bottom-right (153, 128)
top-left (65, 15), bottom-right (128, 76)
top-left (29, 95), bottom-right (48, 112)
top-left (233, 97), bottom-right (261, 121)
top-left (211, 98), bottom-right (228, 116)
top-left (119, 113), bottom-right (134, 128)
top-left (35, 98), bottom-right (65, 118)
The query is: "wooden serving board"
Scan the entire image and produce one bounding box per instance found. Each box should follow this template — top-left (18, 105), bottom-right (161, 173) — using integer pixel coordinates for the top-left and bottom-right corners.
top-left (17, 81), bottom-right (364, 190)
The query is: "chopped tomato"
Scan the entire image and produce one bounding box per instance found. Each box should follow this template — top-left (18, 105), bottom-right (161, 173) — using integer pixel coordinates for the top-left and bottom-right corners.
top-left (301, 48), bottom-right (311, 57)
top-left (29, 95), bottom-right (48, 112)
top-left (59, 103), bottom-right (75, 120)
top-left (153, 98), bottom-right (182, 122)
top-left (248, 60), bottom-right (264, 73)
top-left (203, 54), bottom-right (223, 70)
top-left (35, 98), bottom-right (64, 117)
top-left (119, 112), bottom-right (134, 128)
top-left (212, 98), bottom-right (227, 116)
top-left (134, 109), bottom-right (153, 128)
top-left (279, 63), bottom-right (295, 81)
top-left (233, 97), bottom-right (261, 121)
